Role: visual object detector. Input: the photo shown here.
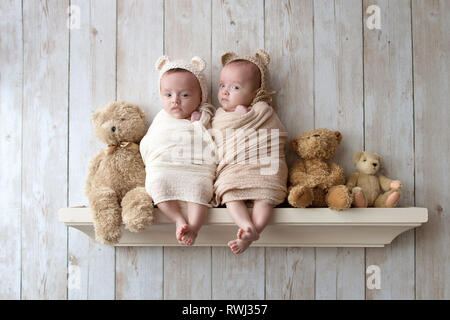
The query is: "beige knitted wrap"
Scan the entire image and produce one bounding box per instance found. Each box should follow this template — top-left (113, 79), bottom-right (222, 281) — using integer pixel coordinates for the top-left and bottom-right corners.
top-left (211, 101), bottom-right (288, 206)
top-left (221, 49), bottom-right (276, 107)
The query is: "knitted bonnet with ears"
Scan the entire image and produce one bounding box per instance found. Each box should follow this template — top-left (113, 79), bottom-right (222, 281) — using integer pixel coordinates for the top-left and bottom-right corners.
top-left (221, 49), bottom-right (276, 106)
top-left (155, 55), bottom-right (208, 104)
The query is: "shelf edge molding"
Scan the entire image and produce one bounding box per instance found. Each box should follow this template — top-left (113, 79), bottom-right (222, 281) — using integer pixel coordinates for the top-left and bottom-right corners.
top-left (58, 207), bottom-right (428, 248)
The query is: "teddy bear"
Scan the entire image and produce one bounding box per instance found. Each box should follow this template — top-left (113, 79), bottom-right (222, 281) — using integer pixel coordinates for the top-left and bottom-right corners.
top-left (287, 128), bottom-right (352, 211)
top-left (346, 151), bottom-right (402, 208)
top-left (85, 101), bottom-right (154, 245)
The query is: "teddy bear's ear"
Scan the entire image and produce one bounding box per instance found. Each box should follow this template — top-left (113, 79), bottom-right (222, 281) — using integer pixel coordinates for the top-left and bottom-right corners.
top-left (221, 52), bottom-right (237, 66)
top-left (255, 49), bottom-right (270, 66)
top-left (334, 131), bottom-right (342, 144)
top-left (291, 138), bottom-right (298, 151)
top-left (155, 55), bottom-right (170, 71)
top-left (353, 152), bottom-right (363, 165)
top-left (191, 56), bottom-right (206, 72)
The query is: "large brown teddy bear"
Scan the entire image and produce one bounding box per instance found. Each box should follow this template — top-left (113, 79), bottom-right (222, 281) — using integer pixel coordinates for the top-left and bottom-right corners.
top-left (347, 151), bottom-right (402, 208)
top-left (287, 128), bottom-right (352, 211)
top-left (86, 101), bottom-right (154, 245)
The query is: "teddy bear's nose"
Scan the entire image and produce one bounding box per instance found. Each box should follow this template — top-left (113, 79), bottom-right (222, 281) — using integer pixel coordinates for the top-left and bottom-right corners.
top-left (111, 126), bottom-right (116, 132)
top-left (313, 134), bottom-right (320, 137)
top-left (372, 163), bottom-right (378, 167)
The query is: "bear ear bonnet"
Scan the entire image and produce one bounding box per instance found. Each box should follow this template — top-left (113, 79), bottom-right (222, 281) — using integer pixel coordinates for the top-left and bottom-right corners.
top-left (221, 52), bottom-right (237, 66)
top-left (191, 56), bottom-right (206, 72)
top-left (254, 49), bottom-right (270, 66)
top-left (155, 55), bottom-right (170, 71)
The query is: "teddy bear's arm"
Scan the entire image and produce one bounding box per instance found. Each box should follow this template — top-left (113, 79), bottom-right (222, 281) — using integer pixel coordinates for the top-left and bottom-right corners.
top-left (378, 175), bottom-right (394, 192)
top-left (85, 152), bottom-right (104, 196)
top-left (289, 160), bottom-right (310, 186)
top-left (346, 172), bottom-right (360, 190)
top-left (327, 162), bottom-right (346, 187)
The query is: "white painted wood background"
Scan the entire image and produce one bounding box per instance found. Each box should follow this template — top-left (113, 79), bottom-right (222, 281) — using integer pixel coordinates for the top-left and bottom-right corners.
top-left (0, 0), bottom-right (448, 300)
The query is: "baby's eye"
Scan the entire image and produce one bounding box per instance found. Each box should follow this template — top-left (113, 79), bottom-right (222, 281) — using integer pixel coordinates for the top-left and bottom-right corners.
top-left (232, 85), bottom-right (239, 90)
top-left (164, 93), bottom-right (172, 97)
top-left (181, 93), bottom-right (189, 97)
top-left (219, 84), bottom-right (225, 89)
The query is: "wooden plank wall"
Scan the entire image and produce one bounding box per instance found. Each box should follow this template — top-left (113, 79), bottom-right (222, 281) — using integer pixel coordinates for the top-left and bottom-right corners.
top-left (0, 0), bottom-right (448, 300)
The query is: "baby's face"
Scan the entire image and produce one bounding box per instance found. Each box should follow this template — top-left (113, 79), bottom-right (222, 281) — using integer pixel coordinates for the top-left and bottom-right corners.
top-left (218, 63), bottom-right (259, 112)
top-left (160, 71), bottom-right (202, 119)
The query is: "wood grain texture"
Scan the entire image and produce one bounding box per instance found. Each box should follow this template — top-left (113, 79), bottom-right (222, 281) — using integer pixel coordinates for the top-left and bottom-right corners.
top-left (163, 0), bottom-right (213, 300)
top-left (211, 0), bottom-right (266, 300)
top-left (0, 0), bottom-right (22, 299)
top-left (68, 0), bottom-right (116, 300)
top-left (115, 0), bottom-right (164, 300)
top-left (363, 0), bottom-right (415, 300)
top-left (264, 0), bottom-right (315, 300)
top-left (21, 0), bottom-right (69, 299)
top-left (413, 0), bottom-right (450, 300)
top-left (313, 0), bottom-right (365, 300)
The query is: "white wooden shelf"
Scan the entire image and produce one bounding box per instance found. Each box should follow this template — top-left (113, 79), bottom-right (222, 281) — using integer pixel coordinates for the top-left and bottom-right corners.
top-left (58, 206), bottom-right (428, 247)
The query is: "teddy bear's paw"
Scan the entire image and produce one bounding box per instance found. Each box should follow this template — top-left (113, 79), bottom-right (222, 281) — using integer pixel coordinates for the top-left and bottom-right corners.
top-left (123, 211), bottom-right (154, 233)
top-left (326, 185), bottom-right (352, 211)
top-left (288, 185), bottom-right (313, 208)
top-left (385, 191), bottom-right (401, 208)
top-left (95, 227), bottom-right (122, 245)
top-left (352, 187), bottom-right (367, 208)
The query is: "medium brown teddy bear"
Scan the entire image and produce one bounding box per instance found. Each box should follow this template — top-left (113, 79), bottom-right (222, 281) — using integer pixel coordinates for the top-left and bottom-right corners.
top-left (287, 128), bottom-right (352, 211)
top-left (346, 151), bottom-right (402, 208)
top-left (85, 101), bottom-right (154, 245)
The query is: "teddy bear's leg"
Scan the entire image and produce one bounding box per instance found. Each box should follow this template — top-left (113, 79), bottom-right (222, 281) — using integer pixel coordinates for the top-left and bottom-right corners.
top-left (287, 185), bottom-right (314, 208)
top-left (374, 189), bottom-right (402, 208)
top-left (312, 188), bottom-right (327, 207)
top-left (121, 187), bottom-right (154, 232)
top-left (89, 187), bottom-right (122, 245)
top-left (325, 185), bottom-right (352, 211)
top-left (352, 187), bottom-right (368, 208)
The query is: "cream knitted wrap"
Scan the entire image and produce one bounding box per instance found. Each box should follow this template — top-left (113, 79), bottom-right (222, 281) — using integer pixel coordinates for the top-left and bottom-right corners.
top-left (140, 106), bottom-right (216, 206)
top-left (140, 55), bottom-right (217, 206)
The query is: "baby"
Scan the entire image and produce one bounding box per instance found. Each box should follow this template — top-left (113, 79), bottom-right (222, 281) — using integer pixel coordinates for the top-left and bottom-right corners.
top-left (140, 56), bottom-right (216, 246)
top-left (212, 50), bottom-right (288, 254)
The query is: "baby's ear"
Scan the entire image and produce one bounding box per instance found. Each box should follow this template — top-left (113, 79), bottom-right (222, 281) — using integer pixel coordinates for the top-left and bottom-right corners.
top-left (155, 55), bottom-right (170, 71)
top-left (221, 52), bottom-right (237, 66)
top-left (191, 56), bottom-right (206, 72)
top-left (255, 49), bottom-right (270, 66)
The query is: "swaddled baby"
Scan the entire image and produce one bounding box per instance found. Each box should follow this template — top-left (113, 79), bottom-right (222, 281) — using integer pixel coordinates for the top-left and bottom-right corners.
top-left (140, 56), bottom-right (216, 246)
top-left (212, 50), bottom-right (288, 254)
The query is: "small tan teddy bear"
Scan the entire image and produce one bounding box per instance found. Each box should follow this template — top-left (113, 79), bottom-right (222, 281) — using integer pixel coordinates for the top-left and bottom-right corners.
top-left (85, 101), bottom-right (154, 245)
top-left (347, 151), bottom-right (402, 208)
top-left (287, 128), bottom-right (352, 211)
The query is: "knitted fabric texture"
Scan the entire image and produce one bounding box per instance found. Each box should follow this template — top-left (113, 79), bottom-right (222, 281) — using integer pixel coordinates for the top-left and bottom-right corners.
top-left (211, 101), bottom-right (288, 206)
top-left (140, 109), bottom-right (216, 206)
top-left (221, 49), bottom-right (276, 106)
top-left (155, 55), bottom-right (209, 105)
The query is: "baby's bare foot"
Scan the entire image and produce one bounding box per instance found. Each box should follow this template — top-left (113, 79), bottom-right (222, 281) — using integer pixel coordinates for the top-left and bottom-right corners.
top-left (237, 227), bottom-right (259, 242)
top-left (228, 239), bottom-right (252, 254)
top-left (235, 105), bottom-right (248, 114)
top-left (181, 225), bottom-right (198, 246)
top-left (176, 222), bottom-right (189, 244)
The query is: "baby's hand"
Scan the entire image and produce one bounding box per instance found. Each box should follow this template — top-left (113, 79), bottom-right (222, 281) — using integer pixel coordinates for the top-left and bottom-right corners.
top-left (190, 111), bottom-right (201, 122)
top-left (235, 105), bottom-right (249, 114)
